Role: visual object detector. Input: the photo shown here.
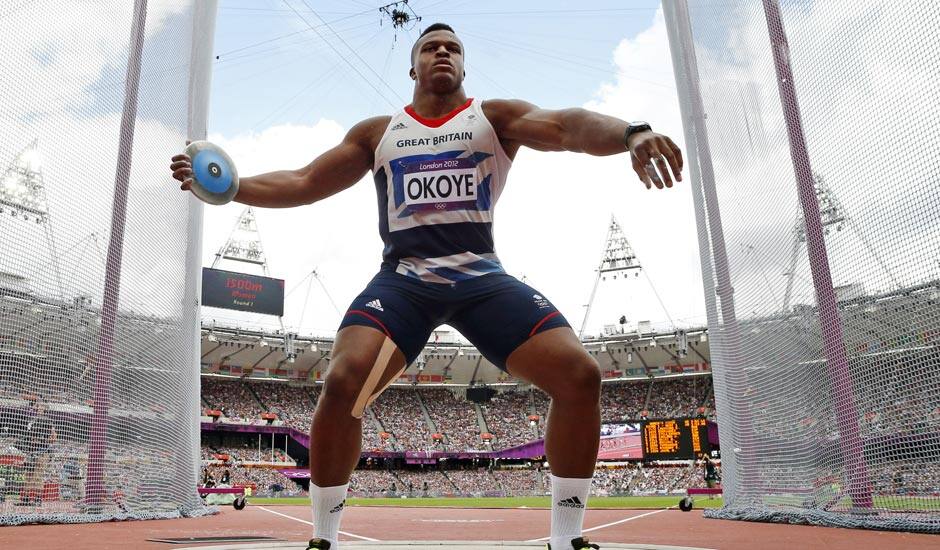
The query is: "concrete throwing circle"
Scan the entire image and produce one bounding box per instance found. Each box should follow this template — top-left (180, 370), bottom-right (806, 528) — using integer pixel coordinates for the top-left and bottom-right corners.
top-left (178, 541), bottom-right (717, 550)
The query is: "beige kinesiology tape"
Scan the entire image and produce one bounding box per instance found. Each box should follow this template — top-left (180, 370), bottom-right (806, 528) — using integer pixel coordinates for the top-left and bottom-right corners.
top-left (350, 337), bottom-right (402, 419)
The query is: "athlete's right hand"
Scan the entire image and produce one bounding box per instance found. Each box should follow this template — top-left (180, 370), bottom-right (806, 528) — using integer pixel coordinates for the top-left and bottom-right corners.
top-left (170, 140), bottom-right (194, 191)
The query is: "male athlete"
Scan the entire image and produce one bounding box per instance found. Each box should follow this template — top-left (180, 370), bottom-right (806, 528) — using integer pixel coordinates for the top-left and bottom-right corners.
top-left (171, 23), bottom-right (681, 550)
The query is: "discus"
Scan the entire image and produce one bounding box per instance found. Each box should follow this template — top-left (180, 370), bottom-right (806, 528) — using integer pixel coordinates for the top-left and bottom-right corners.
top-left (184, 140), bottom-right (239, 205)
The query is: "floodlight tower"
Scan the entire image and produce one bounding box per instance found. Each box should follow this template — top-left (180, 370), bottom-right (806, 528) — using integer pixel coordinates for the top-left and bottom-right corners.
top-left (211, 206), bottom-right (290, 354)
top-left (0, 138), bottom-right (64, 297)
top-left (781, 173), bottom-right (899, 310)
top-left (212, 206), bottom-right (270, 274)
top-left (579, 215), bottom-right (643, 339)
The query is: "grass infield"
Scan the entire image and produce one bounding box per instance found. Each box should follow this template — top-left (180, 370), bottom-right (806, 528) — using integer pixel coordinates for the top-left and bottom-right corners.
top-left (248, 495), bottom-right (724, 509)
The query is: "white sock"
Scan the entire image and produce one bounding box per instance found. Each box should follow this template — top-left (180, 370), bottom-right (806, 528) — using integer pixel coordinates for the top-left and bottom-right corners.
top-left (309, 482), bottom-right (349, 548)
top-left (550, 474), bottom-right (592, 549)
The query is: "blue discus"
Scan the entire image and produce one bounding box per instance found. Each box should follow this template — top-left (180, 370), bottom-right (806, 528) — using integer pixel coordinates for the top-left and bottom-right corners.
top-left (184, 140), bottom-right (239, 205)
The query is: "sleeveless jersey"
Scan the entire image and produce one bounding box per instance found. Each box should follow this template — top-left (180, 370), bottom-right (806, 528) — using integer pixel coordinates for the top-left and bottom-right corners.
top-left (372, 98), bottom-right (512, 284)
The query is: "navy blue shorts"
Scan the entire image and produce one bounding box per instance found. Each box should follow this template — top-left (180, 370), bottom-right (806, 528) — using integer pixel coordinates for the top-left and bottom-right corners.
top-left (338, 270), bottom-right (571, 371)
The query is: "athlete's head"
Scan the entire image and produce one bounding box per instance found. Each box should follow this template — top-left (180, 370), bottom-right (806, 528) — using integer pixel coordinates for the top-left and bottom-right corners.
top-left (410, 23), bottom-right (465, 93)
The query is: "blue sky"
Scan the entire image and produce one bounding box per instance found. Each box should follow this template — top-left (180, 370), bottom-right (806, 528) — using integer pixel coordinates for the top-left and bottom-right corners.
top-left (209, 0), bottom-right (665, 134)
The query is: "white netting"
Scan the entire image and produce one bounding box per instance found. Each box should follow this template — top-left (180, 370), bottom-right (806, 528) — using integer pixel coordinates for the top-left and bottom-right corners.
top-left (0, 0), bottom-right (216, 524)
top-left (664, 0), bottom-right (940, 533)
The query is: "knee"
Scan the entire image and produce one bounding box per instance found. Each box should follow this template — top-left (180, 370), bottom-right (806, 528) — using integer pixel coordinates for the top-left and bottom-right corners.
top-left (321, 362), bottom-right (366, 404)
top-left (553, 357), bottom-right (601, 402)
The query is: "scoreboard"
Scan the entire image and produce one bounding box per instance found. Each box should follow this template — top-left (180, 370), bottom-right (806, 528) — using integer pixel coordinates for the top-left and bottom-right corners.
top-left (201, 268), bottom-right (285, 316)
top-left (640, 417), bottom-right (710, 460)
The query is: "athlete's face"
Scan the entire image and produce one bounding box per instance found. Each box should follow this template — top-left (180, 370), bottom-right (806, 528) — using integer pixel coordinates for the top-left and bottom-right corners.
top-left (410, 30), bottom-right (465, 93)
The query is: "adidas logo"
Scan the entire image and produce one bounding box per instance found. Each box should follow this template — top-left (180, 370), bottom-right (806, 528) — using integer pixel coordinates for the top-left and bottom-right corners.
top-left (329, 499), bottom-right (346, 513)
top-left (365, 299), bottom-right (384, 312)
top-left (557, 496), bottom-right (585, 509)
top-left (533, 294), bottom-right (543, 300)
top-left (390, 122), bottom-right (407, 131)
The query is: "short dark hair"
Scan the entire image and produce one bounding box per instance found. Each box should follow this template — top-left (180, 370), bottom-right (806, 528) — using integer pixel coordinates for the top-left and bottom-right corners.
top-left (419, 23), bottom-right (455, 38)
top-left (411, 23), bottom-right (458, 66)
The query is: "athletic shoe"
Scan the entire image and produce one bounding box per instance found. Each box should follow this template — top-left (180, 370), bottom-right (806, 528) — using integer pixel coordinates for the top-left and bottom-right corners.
top-left (306, 538), bottom-right (331, 549)
top-left (547, 537), bottom-right (601, 549)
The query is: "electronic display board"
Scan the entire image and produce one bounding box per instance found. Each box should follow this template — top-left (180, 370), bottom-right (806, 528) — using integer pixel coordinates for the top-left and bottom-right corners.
top-left (201, 267), bottom-right (284, 316)
top-left (640, 417), bottom-right (710, 460)
top-left (597, 422), bottom-right (643, 460)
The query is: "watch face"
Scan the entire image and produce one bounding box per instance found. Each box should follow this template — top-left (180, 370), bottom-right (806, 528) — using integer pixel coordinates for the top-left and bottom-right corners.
top-left (631, 121), bottom-right (649, 127)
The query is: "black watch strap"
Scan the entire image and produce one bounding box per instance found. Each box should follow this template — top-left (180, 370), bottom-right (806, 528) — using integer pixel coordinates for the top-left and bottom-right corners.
top-left (624, 122), bottom-right (652, 147)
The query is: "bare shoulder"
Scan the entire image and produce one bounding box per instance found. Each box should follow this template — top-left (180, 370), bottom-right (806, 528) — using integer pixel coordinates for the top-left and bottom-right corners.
top-left (347, 115), bottom-right (393, 151)
top-left (481, 99), bottom-right (538, 131)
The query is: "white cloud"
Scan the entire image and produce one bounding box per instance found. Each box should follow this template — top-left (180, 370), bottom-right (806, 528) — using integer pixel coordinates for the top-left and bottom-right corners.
top-left (672, 0), bottom-right (940, 315)
top-left (0, 0), bottom-right (193, 123)
top-left (498, 9), bottom-right (705, 335)
top-left (0, 1), bottom-right (217, 319)
top-left (204, 121), bottom-right (384, 333)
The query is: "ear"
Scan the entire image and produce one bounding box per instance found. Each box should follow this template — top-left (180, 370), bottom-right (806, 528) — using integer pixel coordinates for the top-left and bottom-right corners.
top-left (409, 67), bottom-right (416, 81)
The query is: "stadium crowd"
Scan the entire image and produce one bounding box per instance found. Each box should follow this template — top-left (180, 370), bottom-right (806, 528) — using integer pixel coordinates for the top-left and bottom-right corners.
top-left (348, 469), bottom-right (397, 496)
top-left (445, 468), bottom-right (496, 495)
top-left (196, 376), bottom-right (716, 452)
top-left (370, 388), bottom-right (435, 451)
top-left (201, 377), bottom-right (265, 422)
top-left (196, 454), bottom-right (718, 498)
top-left (599, 383), bottom-right (649, 422)
top-left (247, 381), bottom-right (318, 432)
top-left (480, 391), bottom-right (540, 449)
top-left (645, 377), bottom-right (713, 419)
top-left (492, 468), bottom-right (542, 495)
top-left (422, 389), bottom-right (486, 451)
top-left (201, 443), bottom-right (293, 464)
top-left (202, 464), bottom-right (304, 497)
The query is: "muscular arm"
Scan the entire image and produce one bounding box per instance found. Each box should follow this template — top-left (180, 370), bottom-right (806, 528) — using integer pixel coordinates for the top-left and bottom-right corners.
top-left (173, 116), bottom-right (389, 208)
top-left (484, 99), bottom-right (629, 155)
top-left (483, 99), bottom-right (682, 188)
top-left (235, 116), bottom-right (388, 207)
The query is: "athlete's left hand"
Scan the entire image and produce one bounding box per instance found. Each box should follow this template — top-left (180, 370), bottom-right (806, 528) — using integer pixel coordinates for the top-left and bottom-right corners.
top-left (627, 132), bottom-right (683, 189)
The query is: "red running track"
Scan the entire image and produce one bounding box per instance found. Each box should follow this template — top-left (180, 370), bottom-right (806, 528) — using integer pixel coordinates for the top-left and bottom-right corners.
top-left (0, 505), bottom-right (937, 549)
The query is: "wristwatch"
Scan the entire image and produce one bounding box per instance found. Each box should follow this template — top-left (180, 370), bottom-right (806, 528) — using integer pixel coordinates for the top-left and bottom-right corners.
top-left (624, 121), bottom-right (652, 147)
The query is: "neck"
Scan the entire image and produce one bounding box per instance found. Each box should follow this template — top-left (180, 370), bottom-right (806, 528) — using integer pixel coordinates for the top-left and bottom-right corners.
top-left (409, 89), bottom-right (468, 118)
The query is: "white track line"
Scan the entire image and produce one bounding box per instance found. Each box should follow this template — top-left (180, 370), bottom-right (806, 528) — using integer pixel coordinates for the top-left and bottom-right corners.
top-left (526, 508), bottom-right (671, 542)
top-left (256, 505), bottom-right (380, 542)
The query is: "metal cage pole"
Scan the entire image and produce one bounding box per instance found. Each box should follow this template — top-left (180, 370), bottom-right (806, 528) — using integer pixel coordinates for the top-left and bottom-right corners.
top-left (761, 0), bottom-right (873, 508)
top-left (178, 0), bottom-right (218, 509)
top-left (663, 0), bottom-right (759, 498)
top-left (85, 0), bottom-right (148, 509)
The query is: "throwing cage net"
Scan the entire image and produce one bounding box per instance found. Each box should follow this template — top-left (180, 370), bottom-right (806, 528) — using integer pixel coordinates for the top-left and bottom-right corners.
top-left (0, 0), bottom-right (217, 524)
top-left (664, 0), bottom-right (940, 532)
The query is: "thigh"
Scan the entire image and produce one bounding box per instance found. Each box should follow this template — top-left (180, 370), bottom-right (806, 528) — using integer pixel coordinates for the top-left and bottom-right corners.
top-left (338, 270), bottom-right (442, 366)
top-left (504, 325), bottom-right (599, 397)
top-left (448, 273), bottom-right (571, 371)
